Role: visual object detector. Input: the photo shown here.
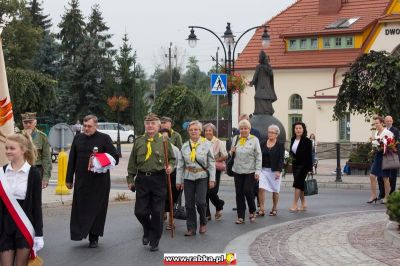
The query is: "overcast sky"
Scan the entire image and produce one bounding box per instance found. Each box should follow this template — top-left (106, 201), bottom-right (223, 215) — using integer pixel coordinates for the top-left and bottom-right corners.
top-left (42, 0), bottom-right (296, 75)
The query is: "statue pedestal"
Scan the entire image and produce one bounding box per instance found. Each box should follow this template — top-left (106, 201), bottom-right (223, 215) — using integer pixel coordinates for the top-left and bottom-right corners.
top-left (250, 114), bottom-right (286, 144)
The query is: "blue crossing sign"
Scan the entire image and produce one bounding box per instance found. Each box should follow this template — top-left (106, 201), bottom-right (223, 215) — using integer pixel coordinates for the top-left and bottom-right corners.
top-left (210, 73), bottom-right (227, 95)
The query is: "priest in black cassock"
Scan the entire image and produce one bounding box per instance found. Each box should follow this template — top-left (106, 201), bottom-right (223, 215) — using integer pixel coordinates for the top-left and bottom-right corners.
top-left (66, 115), bottom-right (119, 248)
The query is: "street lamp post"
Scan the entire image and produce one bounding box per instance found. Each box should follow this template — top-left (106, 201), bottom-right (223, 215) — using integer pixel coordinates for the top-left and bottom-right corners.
top-left (187, 22), bottom-right (270, 138)
top-left (115, 76), bottom-right (122, 157)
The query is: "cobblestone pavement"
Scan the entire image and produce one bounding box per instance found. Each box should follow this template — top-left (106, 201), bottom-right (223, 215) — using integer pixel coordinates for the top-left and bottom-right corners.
top-left (233, 211), bottom-right (400, 266)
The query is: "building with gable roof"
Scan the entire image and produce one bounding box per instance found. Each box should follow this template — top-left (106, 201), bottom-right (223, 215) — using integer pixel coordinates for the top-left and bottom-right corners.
top-left (234, 0), bottom-right (400, 142)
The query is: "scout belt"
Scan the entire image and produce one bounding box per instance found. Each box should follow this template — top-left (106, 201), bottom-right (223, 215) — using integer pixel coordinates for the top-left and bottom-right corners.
top-left (186, 167), bottom-right (205, 173)
top-left (138, 170), bottom-right (165, 176)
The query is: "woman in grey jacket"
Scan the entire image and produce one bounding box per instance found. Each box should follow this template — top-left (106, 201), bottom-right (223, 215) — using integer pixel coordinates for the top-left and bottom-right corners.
top-left (176, 121), bottom-right (216, 236)
top-left (231, 119), bottom-right (262, 224)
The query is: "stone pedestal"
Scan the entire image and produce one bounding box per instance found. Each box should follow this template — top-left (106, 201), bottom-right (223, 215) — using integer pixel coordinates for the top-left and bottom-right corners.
top-left (250, 114), bottom-right (286, 144)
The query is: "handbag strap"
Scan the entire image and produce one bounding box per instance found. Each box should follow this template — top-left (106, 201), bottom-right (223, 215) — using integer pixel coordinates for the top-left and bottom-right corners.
top-left (306, 172), bottom-right (314, 180)
top-left (230, 136), bottom-right (240, 158)
top-left (189, 141), bottom-right (208, 172)
top-left (176, 189), bottom-right (183, 207)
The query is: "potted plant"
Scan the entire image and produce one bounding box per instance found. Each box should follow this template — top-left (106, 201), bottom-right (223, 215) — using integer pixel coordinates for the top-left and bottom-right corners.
top-left (386, 190), bottom-right (400, 231)
top-left (346, 142), bottom-right (373, 175)
top-left (282, 150), bottom-right (293, 177)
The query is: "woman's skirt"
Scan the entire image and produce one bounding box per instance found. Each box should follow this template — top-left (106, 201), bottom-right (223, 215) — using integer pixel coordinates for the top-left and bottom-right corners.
top-left (259, 168), bottom-right (281, 193)
top-left (370, 152), bottom-right (396, 177)
top-left (0, 200), bottom-right (30, 251)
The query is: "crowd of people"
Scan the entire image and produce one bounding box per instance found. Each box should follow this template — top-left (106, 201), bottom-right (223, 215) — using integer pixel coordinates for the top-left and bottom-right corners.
top-left (1, 111), bottom-right (399, 264)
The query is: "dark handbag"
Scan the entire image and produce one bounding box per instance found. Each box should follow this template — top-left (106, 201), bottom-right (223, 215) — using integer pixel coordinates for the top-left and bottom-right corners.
top-left (304, 172), bottom-right (318, 196)
top-left (226, 137), bottom-right (240, 177)
top-left (173, 190), bottom-right (186, 220)
top-left (382, 152), bottom-right (400, 170)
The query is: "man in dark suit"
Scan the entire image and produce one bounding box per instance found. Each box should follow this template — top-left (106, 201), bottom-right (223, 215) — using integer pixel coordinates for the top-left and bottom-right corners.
top-left (384, 116), bottom-right (399, 195)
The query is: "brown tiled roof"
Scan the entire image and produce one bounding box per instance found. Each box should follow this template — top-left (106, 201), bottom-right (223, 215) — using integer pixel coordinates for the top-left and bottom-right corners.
top-left (235, 0), bottom-right (392, 70)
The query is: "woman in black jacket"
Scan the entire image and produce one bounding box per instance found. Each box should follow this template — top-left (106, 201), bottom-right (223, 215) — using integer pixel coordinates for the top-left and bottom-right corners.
top-left (258, 125), bottom-right (285, 216)
top-left (289, 122), bottom-right (313, 212)
top-left (0, 133), bottom-right (43, 265)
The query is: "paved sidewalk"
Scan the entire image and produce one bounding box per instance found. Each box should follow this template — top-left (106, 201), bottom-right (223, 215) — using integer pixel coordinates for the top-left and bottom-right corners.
top-left (225, 211), bottom-right (400, 266)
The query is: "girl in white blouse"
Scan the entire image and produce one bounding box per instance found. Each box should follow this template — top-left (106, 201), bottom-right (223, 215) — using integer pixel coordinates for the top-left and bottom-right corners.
top-left (0, 133), bottom-right (43, 265)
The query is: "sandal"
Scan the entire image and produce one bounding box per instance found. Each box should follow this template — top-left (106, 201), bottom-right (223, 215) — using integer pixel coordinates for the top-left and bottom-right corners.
top-left (249, 213), bottom-right (256, 223)
top-left (215, 211), bottom-right (223, 221)
top-left (166, 223), bottom-right (175, 230)
top-left (235, 218), bottom-right (245, 224)
top-left (256, 210), bottom-right (265, 217)
top-left (269, 210), bottom-right (278, 216)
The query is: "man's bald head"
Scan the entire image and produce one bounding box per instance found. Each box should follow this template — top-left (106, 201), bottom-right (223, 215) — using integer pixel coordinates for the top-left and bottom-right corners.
top-left (385, 116), bottom-right (393, 128)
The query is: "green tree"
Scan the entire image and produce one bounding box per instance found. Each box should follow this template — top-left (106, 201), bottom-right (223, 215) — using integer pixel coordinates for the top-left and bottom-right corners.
top-left (0, 0), bottom-right (24, 25)
top-left (151, 66), bottom-right (180, 96)
top-left (2, 7), bottom-right (42, 69)
top-left (181, 56), bottom-right (208, 90)
top-left (33, 31), bottom-right (61, 78)
top-left (58, 0), bottom-right (85, 62)
top-left (28, 0), bottom-right (51, 31)
top-left (7, 67), bottom-right (57, 123)
top-left (152, 85), bottom-right (202, 133)
top-left (333, 51), bottom-right (400, 124)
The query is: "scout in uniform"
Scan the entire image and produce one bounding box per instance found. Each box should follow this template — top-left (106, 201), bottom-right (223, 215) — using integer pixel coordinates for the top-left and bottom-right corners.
top-left (21, 112), bottom-right (52, 189)
top-left (127, 113), bottom-right (175, 252)
top-left (160, 116), bottom-right (183, 149)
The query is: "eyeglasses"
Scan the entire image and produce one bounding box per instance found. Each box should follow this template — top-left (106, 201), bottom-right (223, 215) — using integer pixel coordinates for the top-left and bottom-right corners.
top-left (23, 120), bottom-right (34, 124)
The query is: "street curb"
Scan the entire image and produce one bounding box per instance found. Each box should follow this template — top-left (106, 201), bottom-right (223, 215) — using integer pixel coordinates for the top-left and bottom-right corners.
top-left (220, 179), bottom-right (372, 190)
top-left (223, 210), bottom-right (384, 266)
top-left (384, 221), bottom-right (400, 249)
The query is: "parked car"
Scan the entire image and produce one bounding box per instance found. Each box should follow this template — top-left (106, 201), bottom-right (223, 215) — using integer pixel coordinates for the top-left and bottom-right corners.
top-left (97, 122), bottom-right (135, 143)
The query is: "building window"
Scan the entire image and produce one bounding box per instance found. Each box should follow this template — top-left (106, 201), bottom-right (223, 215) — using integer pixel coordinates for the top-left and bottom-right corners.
top-left (339, 113), bottom-right (350, 141)
top-left (335, 37), bottom-right (342, 47)
top-left (289, 39), bottom-right (297, 50)
top-left (311, 38), bottom-right (318, 49)
top-left (300, 39), bottom-right (307, 49)
top-left (345, 37), bottom-right (353, 47)
top-left (323, 38), bottom-right (331, 48)
top-left (289, 94), bottom-right (303, 109)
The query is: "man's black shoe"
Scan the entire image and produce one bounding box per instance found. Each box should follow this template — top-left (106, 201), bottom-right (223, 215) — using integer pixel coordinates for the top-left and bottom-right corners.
top-left (150, 244), bottom-right (159, 252)
top-left (142, 236), bottom-right (150, 246)
top-left (232, 207), bottom-right (237, 211)
top-left (89, 240), bottom-right (98, 248)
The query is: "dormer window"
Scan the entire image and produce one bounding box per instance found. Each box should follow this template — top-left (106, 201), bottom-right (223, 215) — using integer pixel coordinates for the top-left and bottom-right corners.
top-left (325, 17), bottom-right (360, 29)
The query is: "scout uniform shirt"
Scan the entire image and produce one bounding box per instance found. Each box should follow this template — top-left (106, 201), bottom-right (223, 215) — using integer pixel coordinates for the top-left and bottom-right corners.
top-left (169, 129), bottom-right (183, 149)
top-left (231, 134), bottom-right (262, 176)
top-left (176, 137), bottom-right (216, 185)
top-left (25, 128), bottom-right (52, 182)
top-left (127, 133), bottom-right (175, 184)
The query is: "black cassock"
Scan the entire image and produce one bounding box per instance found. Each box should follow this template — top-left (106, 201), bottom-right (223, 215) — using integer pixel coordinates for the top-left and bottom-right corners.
top-left (66, 131), bottom-right (119, 241)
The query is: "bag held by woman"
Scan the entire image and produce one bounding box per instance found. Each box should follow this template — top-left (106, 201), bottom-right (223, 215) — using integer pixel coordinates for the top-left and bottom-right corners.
top-left (226, 137), bottom-right (240, 177)
top-left (382, 152), bottom-right (400, 170)
top-left (173, 190), bottom-right (186, 220)
top-left (304, 172), bottom-right (318, 196)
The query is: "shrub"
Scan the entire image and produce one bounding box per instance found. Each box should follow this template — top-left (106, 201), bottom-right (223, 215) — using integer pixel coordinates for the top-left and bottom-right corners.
top-left (386, 190), bottom-right (400, 229)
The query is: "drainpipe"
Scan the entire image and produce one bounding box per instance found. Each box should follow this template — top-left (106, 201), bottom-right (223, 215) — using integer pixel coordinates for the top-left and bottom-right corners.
top-left (333, 67), bottom-right (338, 87)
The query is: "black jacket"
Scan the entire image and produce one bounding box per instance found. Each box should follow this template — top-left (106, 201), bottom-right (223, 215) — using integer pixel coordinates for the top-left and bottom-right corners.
top-left (261, 141), bottom-right (285, 172)
top-left (290, 137), bottom-right (313, 172)
top-left (0, 165), bottom-right (43, 237)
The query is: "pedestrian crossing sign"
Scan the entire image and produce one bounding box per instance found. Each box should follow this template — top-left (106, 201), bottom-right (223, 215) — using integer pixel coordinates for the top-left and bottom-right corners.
top-left (210, 73), bottom-right (227, 95)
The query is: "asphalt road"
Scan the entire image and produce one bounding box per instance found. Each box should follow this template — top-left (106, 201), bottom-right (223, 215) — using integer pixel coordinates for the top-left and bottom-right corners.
top-left (39, 186), bottom-right (386, 266)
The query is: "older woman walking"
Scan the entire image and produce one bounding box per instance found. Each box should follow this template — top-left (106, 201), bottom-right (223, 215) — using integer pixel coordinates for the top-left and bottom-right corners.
top-left (203, 123), bottom-right (228, 221)
top-left (289, 122), bottom-right (313, 212)
top-left (258, 125), bottom-right (285, 217)
top-left (176, 121), bottom-right (216, 236)
top-left (231, 119), bottom-right (262, 224)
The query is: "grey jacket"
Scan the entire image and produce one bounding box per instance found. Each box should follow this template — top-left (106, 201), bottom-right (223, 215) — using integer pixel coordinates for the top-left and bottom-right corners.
top-left (232, 135), bottom-right (262, 175)
top-left (177, 137), bottom-right (216, 184)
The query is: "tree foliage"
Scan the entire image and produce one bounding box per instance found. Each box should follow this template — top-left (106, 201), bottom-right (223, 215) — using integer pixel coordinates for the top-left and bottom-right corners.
top-left (152, 85), bottom-right (202, 132)
top-left (181, 56), bottom-right (208, 90)
top-left (334, 51), bottom-right (400, 124)
top-left (28, 0), bottom-right (51, 31)
top-left (7, 67), bottom-right (56, 123)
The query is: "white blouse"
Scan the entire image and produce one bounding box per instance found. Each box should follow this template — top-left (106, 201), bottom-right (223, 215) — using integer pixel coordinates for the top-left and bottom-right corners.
top-left (292, 139), bottom-right (300, 154)
top-left (4, 161), bottom-right (31, 200)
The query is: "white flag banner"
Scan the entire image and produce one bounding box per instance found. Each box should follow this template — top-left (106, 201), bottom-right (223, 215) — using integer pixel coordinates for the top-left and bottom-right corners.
top-left (0, 34), bottom-right (15, 165)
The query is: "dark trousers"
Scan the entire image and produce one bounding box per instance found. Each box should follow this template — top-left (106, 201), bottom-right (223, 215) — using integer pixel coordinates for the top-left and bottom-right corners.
top-left (206, 171), bottom-right (224, 216)
top-left (165, 172), bottom-right (179, 212)
top-left (184, 178), bottom-right (208, 231)
top-left (134, 174), bottom-right (167, 245)
top-left (234, 172), bottom-right (256, 219)
top-left (378, 171), bottom-right (398, 199)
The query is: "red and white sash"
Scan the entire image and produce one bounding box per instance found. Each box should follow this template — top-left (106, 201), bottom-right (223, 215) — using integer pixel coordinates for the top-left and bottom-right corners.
top-left (0, 168), bottom-right (35, 259)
